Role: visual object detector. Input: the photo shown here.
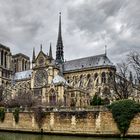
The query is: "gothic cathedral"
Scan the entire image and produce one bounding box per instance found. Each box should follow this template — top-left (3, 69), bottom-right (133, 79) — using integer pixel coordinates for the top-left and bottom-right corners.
top-left (0, 13), bottom-right (116, 107)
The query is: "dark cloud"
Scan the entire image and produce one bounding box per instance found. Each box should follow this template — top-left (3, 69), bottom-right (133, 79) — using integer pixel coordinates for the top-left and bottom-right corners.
top-left (0, 0), bottom-right (139, 64)
top-left (67, 0), bottom-right (140, 63)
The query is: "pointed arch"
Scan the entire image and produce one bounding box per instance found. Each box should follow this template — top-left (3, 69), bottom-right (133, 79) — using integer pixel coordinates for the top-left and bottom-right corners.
top-left (87, 74), bottom-right (92, 88)
top-left (94, 73), bottom-right (99, 86)
top-left (22, 59), bottom-right (24, 71)
top-left (102, 72), bottom-right (106, 84)
top-left (79, 74), bottom-right (83, 87)
top-left (48, 88), bottom-right (57, 106)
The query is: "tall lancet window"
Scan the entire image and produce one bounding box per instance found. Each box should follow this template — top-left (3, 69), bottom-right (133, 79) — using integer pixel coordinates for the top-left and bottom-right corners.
top-left (1, 50), bottom-right (3, 66)
top-left (49, 93), bottom-right (56, 106)
top-left (102, 72), bottom-right (106, 84)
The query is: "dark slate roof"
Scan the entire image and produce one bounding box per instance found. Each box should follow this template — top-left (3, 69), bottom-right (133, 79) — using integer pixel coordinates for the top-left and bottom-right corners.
top-left (14, 70), bottom-right (32, 80)
top-left (0, 44), bottom-right (10, 51)
top-left (63, 54), bottom-right (115, 72)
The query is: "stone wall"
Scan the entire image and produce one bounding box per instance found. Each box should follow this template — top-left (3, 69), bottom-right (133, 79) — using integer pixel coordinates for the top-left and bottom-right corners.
top-left (0, 110), bottom-right (140, 137)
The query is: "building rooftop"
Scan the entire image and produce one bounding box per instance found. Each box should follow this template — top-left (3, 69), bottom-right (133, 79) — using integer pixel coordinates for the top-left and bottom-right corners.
top-left (52, 75), bottom-right (68, 86)
top-left (63, 54), bottom-right (115, 72)
top-left (0, 44), bottom-right (10, 51)
top-left (12, 53), bottom-right (30, 60)
top-left (14, 70), bottom-right (32, 80)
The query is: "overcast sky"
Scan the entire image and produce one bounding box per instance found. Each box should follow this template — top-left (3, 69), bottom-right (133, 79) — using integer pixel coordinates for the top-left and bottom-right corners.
top-left (0, 0), bottom-right (140, 64)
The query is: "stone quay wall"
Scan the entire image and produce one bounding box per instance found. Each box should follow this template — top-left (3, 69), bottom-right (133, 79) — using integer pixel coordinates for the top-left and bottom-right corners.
top-left (0, 107), bottom-right (140, 137)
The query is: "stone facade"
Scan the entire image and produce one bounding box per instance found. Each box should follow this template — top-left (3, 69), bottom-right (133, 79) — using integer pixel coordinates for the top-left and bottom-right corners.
top-left (0, 44), bottom-right (12, 85)
top-left (0, 14), bottom-right (116, 107)
top-left (12, 53), bottom-right (30, 73)
top-left (0, 44), bottom-right (30, 85)
top-left (0, 109), bottom-right (140, 137)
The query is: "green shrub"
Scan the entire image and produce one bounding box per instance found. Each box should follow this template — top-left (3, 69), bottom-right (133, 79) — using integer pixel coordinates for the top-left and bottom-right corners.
top-left (90, 95), bottom-right (103, 106)
top-left (108, 99), bottom-right (140, 136)
top-left (0, 107), bottom-right (5, 122)
top-left (13, 108), bottom-right (19, 124)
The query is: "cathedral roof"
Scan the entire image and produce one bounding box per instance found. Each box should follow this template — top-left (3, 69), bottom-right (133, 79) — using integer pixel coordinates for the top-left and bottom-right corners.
top-left (63, 54), bottom-right (115, 72)
top-left (14, 70), bottom-right (32, 80)
top-left (0, 44), bottom-right (10, 51)
top-left (52, 75), bottom-right (68, 86)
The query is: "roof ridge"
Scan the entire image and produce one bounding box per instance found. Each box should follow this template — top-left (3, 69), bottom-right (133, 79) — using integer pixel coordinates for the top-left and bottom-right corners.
top-left (12, 53), bottom-right (30, 59)
top-left (0, 43), bottom-right (10, 51)
top-left (63, 53), bottom-right (115, 72)
top-left (65, 53), bottom-right (106, 63)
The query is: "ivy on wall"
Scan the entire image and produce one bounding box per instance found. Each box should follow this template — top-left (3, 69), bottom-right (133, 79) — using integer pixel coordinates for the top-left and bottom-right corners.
top-left (13, 107), bottom-right (19, 124)
top-left (34, 107), bottom-right (46, 128)
top-left (108, 99), bottom-right (140, 136)
top-left (0, 107), bottom-right (5, 122)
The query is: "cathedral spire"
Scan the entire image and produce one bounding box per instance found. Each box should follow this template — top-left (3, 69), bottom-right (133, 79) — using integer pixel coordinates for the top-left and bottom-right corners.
top-left (32, 47), bottom-right (35, 63)
top-left (56, 12), bottom-right (64, 64)
top-left (40, 44), bottom-right (42, 51)
top-left (105, 45), bottom-right (107, 56)
top-left (49, 43), bottom-right (53, 59)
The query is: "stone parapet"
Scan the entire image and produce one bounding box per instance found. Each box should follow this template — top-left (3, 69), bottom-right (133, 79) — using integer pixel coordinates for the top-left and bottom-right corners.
top-left (0, 109), bottom-right (139, 137)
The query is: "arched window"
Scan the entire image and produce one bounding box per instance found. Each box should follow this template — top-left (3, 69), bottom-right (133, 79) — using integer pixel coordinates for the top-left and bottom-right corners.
top-left (14, 62), bottom-right (16, 73)
top-left (80, 75), bottom-right (83, 80)
top-left (25, 61), bottom-right (27, 70)
top-left (108, 72), bottom-right (113, 83)
top-left (67, 76), bottom-right (70, 83)
top-left (94, 73), bottom-right (98, 80)
top-left (87, 74), bottom-right (91, 79)
top-left (71, 76), bottom-right (74, 86)
top-left (87, 74), bottom-right (91, 87)
top-left (1, 50), bottom-right (3, 66)
top-left (94, 73), bottom-right (98, 85)
top-left (49, 93), bottom-right (56, 106)
top-left (5, 52), bottom-right (7, 68)
top-left (102, 72), bottom-right (106, 84)
top-left (73, 76), bottom-right (75, 81)
top-left (109, 72), bottom-right (113, 77)
top-left (64, 94), bottom-right (67, 106)
top-left (79, 75), bottom-right (83, 87)
top-left (22, 59), bottom-right (24, 71)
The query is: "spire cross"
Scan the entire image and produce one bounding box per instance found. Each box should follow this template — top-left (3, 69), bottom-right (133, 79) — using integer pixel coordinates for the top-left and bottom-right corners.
top-left (33, 47), bottom-right (35, 56)
top-left (40, 44), bottom-right (42, 51)
top-left (32, 47), bottom-right (36, 63)
top-left (49, 42), bottom-right (53, 59)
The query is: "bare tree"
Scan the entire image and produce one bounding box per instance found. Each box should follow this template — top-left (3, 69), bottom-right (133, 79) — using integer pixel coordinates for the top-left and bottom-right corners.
top-left (5, 89), bottom-right (37, 108)
top-left (108, 62), bottom-right (134, 100)
top-left (128, 51), bottom-right (140, 88)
